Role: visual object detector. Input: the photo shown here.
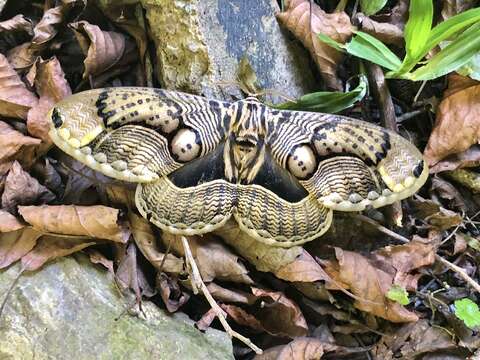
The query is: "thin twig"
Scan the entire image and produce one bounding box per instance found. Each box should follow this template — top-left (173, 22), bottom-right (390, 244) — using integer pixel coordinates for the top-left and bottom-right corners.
top-left (366, 63), bottom-right (403, 226)
top-left (397, 109), bottom-right (427, 123)
top-left (352, 214), bottom-right (409, 243)
top-left (435, 255), bottom-right (480, 294)
top-left (181, 236), bottom-right (263, 355)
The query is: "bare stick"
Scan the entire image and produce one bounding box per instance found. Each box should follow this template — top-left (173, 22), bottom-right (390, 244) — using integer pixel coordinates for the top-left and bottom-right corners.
top-left (181, 236), bottom-right (263, 354)
top-left (366, 63), bottom-right (403, 226)
top-left (435, 255), bottom-right (480, 294)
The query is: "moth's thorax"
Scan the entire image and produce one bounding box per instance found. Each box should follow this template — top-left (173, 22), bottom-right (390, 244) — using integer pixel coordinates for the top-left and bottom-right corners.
top-left (224, 98), bottom-right (268, 184)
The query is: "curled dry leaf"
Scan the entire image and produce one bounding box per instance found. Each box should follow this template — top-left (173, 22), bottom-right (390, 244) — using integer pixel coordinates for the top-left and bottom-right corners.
top-left (276, 0), bottom-right (353, 91)
top-left (410, 198), bottom-right (463, 231)
top-left (129, 212), bottom-right (184, 274)
top-left (0, 210), bottom-right (25, 232)
top-left (31, 5), bottom-right (72, 50)
top-left (2, 161), bottom-right (56, 213)
top-left (215, 220), bottom-right (329, 282)
top-left (0, 15), bottom-right (33, 35)
top-left (207, 282), bottom-right (257, 305)
top-left (430, 176), bottom-right (467, 213)
top-left (221, 304), bottom-right (265, 333)
top-left (0, 54), bottom-right (38, 119)
top-left (324, 248), bottom-right (419, 322)
top-left (0, 121), bottom-right (41, 163)
top-left (21, 235), bottom-right (97, 271)
top-left (254, 337), bottom-right (338, 360)
top-left (354, 13), bottom-right (403, 47)
top-left (430, 145), bottom-right (480, 173)
top-left (18, 204), bottom-right (130, 243)
top-left (27, 57), bottom-right (72, 141)
top-left (6, 42), bottom-right (37, 70)
top-left (162, 232), bottom-right (253, 284)
top-left (251, 287), bottom-right (308, 338)
top-left (424, 76), bottom-right (480, 166)
top-left (157, 272), bottom-right (190, 312)
top-left (70, 21), bottom-right (126, 78)
top-left (0, 228), bottom-right (42, 269)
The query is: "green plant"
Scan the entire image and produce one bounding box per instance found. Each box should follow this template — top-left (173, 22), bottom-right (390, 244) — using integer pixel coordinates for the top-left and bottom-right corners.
top-left (386, 284), bottom-right (410, 305)
top-left (318, 0), bottom-right (480, 81)
top-left (454, 298), bottom-right (480, 329)
top-left (274, 74), bottom-right (367, 113)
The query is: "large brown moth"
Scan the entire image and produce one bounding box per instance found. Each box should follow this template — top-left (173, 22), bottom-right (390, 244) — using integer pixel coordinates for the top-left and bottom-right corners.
top-left (48, 87), bottom-right (428, 247)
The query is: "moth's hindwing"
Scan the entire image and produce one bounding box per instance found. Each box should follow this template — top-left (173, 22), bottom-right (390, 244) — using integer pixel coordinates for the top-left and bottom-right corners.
top-left (267, 110), bottom-right (428, 211)
top-left (48, 87), bottom-right (228, 183)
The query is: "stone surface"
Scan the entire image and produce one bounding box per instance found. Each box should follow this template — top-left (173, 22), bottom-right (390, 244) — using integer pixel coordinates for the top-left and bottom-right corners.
top-left (99, 0), bottom-right (316, 101)
top-left (0, 255), bottom-right (233, 360)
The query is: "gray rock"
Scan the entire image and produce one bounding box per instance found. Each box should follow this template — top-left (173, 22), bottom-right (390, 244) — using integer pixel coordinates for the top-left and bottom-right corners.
top-left (0, 255), bottom-right (233, 360)
top-left (99, 0), bottom-right (316, 101)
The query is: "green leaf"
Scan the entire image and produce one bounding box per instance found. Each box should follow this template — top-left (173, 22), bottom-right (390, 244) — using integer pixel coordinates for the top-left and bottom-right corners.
top-left (345, 31), bottom-right (402, 71)
top-left (399, 0), bottom-right (433, 73)
top-left (316, 33), bottom-right (346, 52)
top-left (386, 285), bottom-right (410, 305)
top-left (454, 298), bottom-right (480, 329)
top-left (360, 0), bottom-right (388, 16)
top-left (467, 236), bottom-right (480, 251)
top-left (408, 23), bottom-right (480, 81)
top-left (274, 75), bottom-right (368, 114)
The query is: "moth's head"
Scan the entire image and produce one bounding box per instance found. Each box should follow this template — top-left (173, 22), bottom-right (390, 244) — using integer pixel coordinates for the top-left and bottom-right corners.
top-left (47, 91), bottom-right (105, 149)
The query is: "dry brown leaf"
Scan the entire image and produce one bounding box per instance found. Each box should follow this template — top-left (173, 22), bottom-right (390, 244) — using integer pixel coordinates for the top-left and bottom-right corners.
top-left (129, 212), bottom-right (184, 274)
top-left (115, 242), bottom-right (155, 298)
top-left (0, 121), bottom-right (41, 163)
top-left (2, 161), bottom-right (55, 213)
top-left (442, 0), bottom-right (477, 20)
top-left (324, 248), bottom-right (419, 323)
top-left (6, 42), bottom-right (37, 70)
top-left (276, 0), bottom-right (353, 91)
top-left (0, 210), bottom-right (25, 232)
top-left (163, 232), bottom-right (253, 284)
top-left (27, 57), bottom-right (72, 141)
top-left (410, 198), bottom-right (463, 230)
top-left (254, 337), bottom-right (338, 360)
top-left (156, 272), bottom-right (189, 312)
top-left (86, 248), bottom-right (114, 274)
top-left (215, 220), bottom-right (328, 282)
top-left (31, 5), bottom-right (69, 50)
top-left (70, 21), bottom-right (126, 78)
top-left (221, 304), bottom-right (265, 332)
top-left (0, 53), bottom-right (38, 119)
top-left (0, 228), bottom-right (42, 269)
top-left (21, 235), bottom-right (97, 271)
top-left (372, 239), bottom-right (435, 290)
top-left (430, 176), bottom-right (467, 212)
top-left (18, 204), bottom-right (130, 243)
top-left (196, 308), bottom-right (218, 332)
top-left (354, 13), bottom-right (403, 47)
top-left (424, 78), bottom-right (480, 166)
top-left (207, 282), bottom-right (257, 305)
top-left (0, 14), bottom-right (33, 35)
top-left (251, 287), bottom-right (308, 338)
top-left (430, 145), bottom-right (480, 173)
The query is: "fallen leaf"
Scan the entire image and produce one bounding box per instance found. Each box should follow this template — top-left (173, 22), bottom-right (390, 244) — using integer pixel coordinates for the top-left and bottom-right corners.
top-left (196, 308), bottom-right (218, 331)
top-left (276, 0), bottom-right (353, 91)
top-left (156, 272), bottom-right (189, 312)
top-left (21, 235), bottom-right (96, 271)
top-left (0, 53), bottom-right (38, 119)
top-left (442, 0), bottom-right (477, 20)
top-left (430, 145), bottom-right (480, 173)
top-left (324, 248), bottom-right (419, 322)
top-left (18, 204), bottom-right (130, 243)
top-left (27, 56), bottom-right (72, 141)
top-left (2, 161), bottom-right (56, 213)
top-left (6, 42), bottom-right (38, 69)
top-left (215, 220), bottom-right (328, 282)
top-left (0, 121), bottom-right (41, 163)
top-left (354, 13), bottom-right (403, 47)
top-left (0, 210), bottom-right (25, 232)
top-left (430, 176), bottom-right (467, 212)
top-left (115, 242), bottom-right (155, 298)
top-left (251, 287), bottom-right (308, 338)
top-left (0, 14), bottom-right (33, 35)
top-left (163, 232), bottom-right (253, 284)
top-left (410, 198), bottom-right (463, 230)
top-left (70, 21), bottom-right (126, 78)
top-left (86, 248), bottom-right (114, 274)
top-left (424, 78), bottom-right (480, 166)
top-left (221, 304), bottom-right (265, 333)
top-left (207, 282), bottom-right (256, 305)
top-left (254, 337), bottom-right (338, 360)
top-left (372, 320), bottom-right (456, 358)
top-left (0, 227), bottom-right (42, 269)
top-left (129, 212), bottom-right (184, 274)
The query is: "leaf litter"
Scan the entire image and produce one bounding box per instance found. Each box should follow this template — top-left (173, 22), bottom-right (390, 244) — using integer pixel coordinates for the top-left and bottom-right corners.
top-left (0, 0), bottom-right (480, 359)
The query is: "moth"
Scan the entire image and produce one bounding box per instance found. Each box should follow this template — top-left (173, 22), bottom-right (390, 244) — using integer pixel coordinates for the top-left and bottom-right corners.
top-left (48, 88), bottom-right (428, 247)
